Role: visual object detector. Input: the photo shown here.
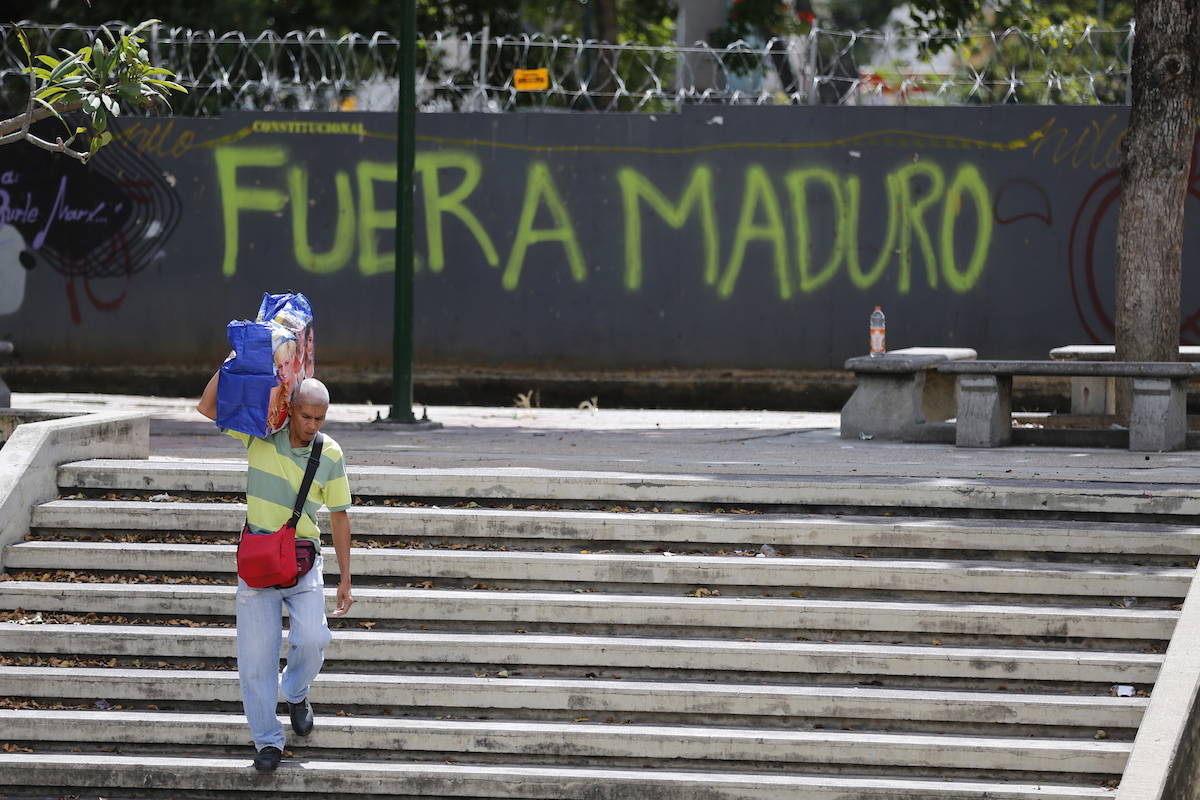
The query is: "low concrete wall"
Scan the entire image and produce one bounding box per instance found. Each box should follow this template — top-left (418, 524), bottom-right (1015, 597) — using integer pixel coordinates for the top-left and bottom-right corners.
top-left (0, 412), bottom-right (148, 573)
top-left (1115, 569), bottom-right (1200, 799)
top-left (0, 411), bottom-right (77, 445)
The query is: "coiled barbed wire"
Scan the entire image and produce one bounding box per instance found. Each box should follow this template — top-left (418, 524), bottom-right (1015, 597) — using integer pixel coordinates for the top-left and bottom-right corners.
top-left (0, 21), bottom-right (1135, 115)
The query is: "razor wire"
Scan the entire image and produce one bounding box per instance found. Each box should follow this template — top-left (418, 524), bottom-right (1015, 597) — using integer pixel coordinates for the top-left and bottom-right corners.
top-left (0, 21), bottom-right (1135, 115)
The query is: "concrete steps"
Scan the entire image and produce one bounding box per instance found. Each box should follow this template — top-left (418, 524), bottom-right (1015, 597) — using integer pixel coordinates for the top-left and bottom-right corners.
top-left (55, 458), bottom-right (1200, 516)
top-left (6, 540), bottom-right (1191, 597)
top-left (3, 455), bottom-right (1196, 796)
top-left (0, 753), bottom-right (1116, 799)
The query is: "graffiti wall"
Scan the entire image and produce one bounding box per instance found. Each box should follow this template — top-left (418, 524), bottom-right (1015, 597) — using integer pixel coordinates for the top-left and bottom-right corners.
top-left (0, 106), bottom-right (1195, 373)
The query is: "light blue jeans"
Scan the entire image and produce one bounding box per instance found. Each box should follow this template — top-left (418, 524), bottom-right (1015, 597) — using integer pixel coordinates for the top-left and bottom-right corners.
top-left (235, 555), bottom-right (332, 752)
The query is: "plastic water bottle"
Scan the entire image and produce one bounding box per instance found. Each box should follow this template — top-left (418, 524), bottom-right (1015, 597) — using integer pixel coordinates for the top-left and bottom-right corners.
top-left (869, 306), bottom-right (886, 356)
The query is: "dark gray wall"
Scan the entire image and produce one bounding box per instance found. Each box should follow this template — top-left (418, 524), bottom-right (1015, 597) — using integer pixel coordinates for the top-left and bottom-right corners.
top-left (0, 106), bottom-right (1195, 371)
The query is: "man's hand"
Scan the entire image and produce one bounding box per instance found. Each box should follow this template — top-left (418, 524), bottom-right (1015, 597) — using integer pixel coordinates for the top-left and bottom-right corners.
top-left (332, 577), bottom-right (354, 617)
top-left (330, 510), bottom-right (353, 616)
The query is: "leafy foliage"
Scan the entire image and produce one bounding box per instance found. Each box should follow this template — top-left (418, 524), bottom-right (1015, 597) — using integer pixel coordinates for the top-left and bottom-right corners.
top-left (906, 0), bottom-right (1135, 104)
top-left (0, 20), bottom-right (186, 161)
top-left (907, 0), bottom-right (1133, 37)
top-left (9, 0), bottom-right (677, 44)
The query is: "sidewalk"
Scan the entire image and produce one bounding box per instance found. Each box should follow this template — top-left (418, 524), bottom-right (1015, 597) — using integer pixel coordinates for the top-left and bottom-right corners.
top-left (11, 392), bottom-right (1200, 484)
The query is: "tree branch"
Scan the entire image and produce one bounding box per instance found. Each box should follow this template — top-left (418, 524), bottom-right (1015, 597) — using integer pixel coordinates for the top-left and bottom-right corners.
top-left (0, 99), bottom-right (84, 138)
top-left (0, 98), bottom-right (89, 160)
top-left (18, 131), bottom-right (89, 162)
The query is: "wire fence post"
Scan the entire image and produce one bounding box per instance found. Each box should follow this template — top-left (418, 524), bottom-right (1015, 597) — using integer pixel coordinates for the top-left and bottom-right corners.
top-left (806, 28), bottom-right (820, 104)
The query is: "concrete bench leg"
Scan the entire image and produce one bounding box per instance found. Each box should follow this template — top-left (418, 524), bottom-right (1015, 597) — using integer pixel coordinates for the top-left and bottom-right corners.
top-left (840, 373), bottom-right (927, 441)
top-left (955, 374), bottom-right (1012, 447)
top-left (1130, 377), bottom-right (1187, 452)
top-left (0, 375), bottom-right (8, 409)
top-left (1070, 376), bottom-right (1116, 416)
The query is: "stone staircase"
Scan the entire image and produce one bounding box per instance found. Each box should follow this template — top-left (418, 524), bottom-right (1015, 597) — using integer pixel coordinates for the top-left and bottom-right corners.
top-left (0, 456), bottom-right (1195, 798)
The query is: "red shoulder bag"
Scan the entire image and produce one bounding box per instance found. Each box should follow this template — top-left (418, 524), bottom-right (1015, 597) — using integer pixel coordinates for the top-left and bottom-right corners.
top-left (237, 433), bottom-right (323, 589)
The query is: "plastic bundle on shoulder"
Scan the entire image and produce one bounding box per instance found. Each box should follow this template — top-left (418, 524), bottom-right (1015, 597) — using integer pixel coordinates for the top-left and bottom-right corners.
top-left (217, 292), bottom-right (316, 438)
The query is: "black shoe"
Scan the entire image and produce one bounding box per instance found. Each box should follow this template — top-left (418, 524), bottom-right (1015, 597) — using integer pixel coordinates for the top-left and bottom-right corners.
top-left (253, 746), bottom-right (282, 772)
top-left (288, 698), bottom-right (314, 736)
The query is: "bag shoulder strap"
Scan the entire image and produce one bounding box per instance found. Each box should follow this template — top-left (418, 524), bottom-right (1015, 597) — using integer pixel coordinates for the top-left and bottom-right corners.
top-left (288, 432), bottom-right (324, 527)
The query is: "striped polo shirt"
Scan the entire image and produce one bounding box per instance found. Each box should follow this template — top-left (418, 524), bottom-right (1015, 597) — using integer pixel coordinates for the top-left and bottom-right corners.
top-left (223, 427), bottom-right (352, 542)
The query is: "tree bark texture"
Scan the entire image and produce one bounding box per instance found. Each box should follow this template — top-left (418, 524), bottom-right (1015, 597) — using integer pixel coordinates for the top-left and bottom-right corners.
top-left (591, 0), bottom-right (621, 106)
top-left (1113, 0), bottom-right (1200, 418)
top-left (1114, 0), bottom-right (1200, 368)
top-left (594, 0), bottom-right (620, 48)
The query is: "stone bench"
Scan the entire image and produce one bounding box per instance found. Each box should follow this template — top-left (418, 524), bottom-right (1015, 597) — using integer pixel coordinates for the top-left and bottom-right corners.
top-left (938, 360), bottom-right (1200, 451)
top-left (0, 341), bottom-right (12, 409)
top-left (840, 347), bottom-right (977, 442)
top-left (1049, 345), bottom-right (1200, 415)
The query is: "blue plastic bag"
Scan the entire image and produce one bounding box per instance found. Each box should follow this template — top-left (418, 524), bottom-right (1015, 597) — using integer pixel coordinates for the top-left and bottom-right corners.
top-left (216, 321), bottom-right (278, 437)
top-left (257, 292), bottom-right (313, 330)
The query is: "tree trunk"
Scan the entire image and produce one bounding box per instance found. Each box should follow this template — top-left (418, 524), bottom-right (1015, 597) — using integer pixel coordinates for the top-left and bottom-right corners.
top-left (1113, 0), bottom-right (1200, 417)
top-left (586, 0), bottom-right (621, 108)
top-left (594, 0), bottom-right (620, 47)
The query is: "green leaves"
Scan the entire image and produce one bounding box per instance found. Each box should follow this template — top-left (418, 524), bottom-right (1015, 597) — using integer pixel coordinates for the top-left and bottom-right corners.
top-left (5, 20), bottom-right (188, 162)
top-left (14, 26), bottom-right (31, 62)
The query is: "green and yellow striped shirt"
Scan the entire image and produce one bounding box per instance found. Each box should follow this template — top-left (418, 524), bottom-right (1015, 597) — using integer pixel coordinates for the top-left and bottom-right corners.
top-left (223, 427), bottom-right (352, 542)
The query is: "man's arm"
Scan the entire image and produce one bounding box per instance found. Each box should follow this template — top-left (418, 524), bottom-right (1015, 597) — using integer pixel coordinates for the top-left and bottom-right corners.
top-left (330, 509), bottom-right (353, 616)
top-left (196, 369), bottom-right (220, 421)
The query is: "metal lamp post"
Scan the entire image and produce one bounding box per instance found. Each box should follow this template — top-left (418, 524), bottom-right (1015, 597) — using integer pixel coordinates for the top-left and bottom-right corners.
top-left (387, 0), bottom-right (418, 423)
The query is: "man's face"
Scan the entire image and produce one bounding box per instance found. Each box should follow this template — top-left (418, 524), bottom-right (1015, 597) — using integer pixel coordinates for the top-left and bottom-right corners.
top-left (290, 402), bottom-right (328, 445)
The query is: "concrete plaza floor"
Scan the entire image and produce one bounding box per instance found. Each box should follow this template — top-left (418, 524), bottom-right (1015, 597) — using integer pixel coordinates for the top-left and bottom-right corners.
top-left (10, 391), bottom-right (1200, 489)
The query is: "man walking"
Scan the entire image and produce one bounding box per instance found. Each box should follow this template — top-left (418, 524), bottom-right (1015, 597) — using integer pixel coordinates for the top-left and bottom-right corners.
top-left (197, 374), bottom-right (354, 771)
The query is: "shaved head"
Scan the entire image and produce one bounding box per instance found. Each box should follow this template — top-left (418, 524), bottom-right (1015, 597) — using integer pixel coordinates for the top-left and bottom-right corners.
top-left (294, 378), bottom-right (330, 408)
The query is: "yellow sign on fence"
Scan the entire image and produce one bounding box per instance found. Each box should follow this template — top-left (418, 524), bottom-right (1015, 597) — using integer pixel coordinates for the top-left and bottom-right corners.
top-left (513, 68), bottom-right (550, 91)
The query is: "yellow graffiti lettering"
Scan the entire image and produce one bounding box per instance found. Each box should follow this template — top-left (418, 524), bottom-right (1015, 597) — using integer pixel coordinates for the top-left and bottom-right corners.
top-left (415, 150), bottom-right (499, 273)
top-left (503, 161), bottom-right (586, 291)
top-left (617, 165), bottom-right (719, 291)
top-left (215, 146), bottom-right (288, 277)
top-left (940, 163), bottom-right (992, 293)
top-left (288, 166), bottom-right (355, 274)
top-left (718, 164), bottom-right (791, 300)
top-left (1032, 114), bottom-right (1125, 169)
top-left (356, 161), bottom-right (396, 275)
top-left (785, 167), bottom-right (847, 293)
top-left (891, 161), bottom-right (945, 294)
top-left (843, 175), bottom-right (897, 290)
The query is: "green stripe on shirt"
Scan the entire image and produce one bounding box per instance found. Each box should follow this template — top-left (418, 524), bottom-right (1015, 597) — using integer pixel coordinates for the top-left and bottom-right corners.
top-left (224, 427), bottom-right (353, 541)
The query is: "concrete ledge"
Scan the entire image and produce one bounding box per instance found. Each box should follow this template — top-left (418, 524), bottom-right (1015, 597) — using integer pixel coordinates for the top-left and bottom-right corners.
top-left (6, 540), bottom-right (1192, 598)
top-left (0, 410), bottom-right (77, 444)
top-left (0, 412), bottom-right (147, 572)
top-left (939, 361), bottom-right (1200, 379)
top-left (0, 753), bottom-right (1117, 798)
top-left (0, 582), bottom-right (1179, 639)
top-left (0, 669), bottom-right (1147, 729)
top-left (0, 709), bottom-right (1131, 773)
top-left (56, 459), bottom-right (1200, 516)
top-left (0, 624), bottom-right (1163, 682)
top-left (34, 500), bottom-right (1200, 556)
top-left (1115, 561), bottom-right (1200, 799)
